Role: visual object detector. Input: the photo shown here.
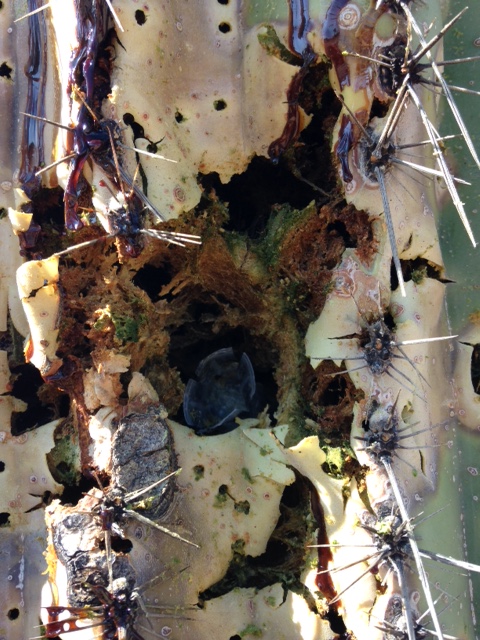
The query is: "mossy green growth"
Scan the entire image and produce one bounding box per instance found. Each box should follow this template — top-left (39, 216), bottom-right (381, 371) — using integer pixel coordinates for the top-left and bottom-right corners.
top-left (258, 445), bottom-right (273, 457)
top-left (214, 486), bottom-right (229, 508)
top-left (280, 278), bottom-right (309, 314)
top-left (241, 467), bottom-right (254, 483)
top-left (111, 313), bottom-right (143, 343)
top-left (257, 202), bottom-right (316, 268)
top-left (320, 444), bottom-right (355, 479)
top-left (239, 624), bottom-right (263, 637)
top-left (92, 305), bottom-right (145, 342)
top-left (231, 539), bottom-right (246, 554)
top-left (257, 24), bottom-right (300, 66)
top-left (411, 265), bottom-right (428, 285)
top-left (234, 500), bottom-right (251, 515)
top-left (283, 420), bottom-right (312, 449)
top-left (193, 465), bottom-right (205, 481)
top-left (48, 434), bottom-right (81, 486)
top-left (131, 495), bottom-right (156, 511)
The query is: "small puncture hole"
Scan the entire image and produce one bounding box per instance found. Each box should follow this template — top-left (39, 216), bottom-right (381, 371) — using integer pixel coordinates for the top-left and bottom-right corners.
top-left (135, 9), bottom-right (146, 25)
top-left (7, 608), bottom-right (19, 621)
top-left (0, 512), bottom-right (10, 526)
top-left (0, 461), bottom-right (4, 472)
top-left (214, 99), bottom-right (227, 111)
top-left (111, 537), bottom-right (133, 554)
top-left (218, 0), bottom-right (229, 4)
top-left (174, 111), bottom-right (185, 123)
top-left (218, 22), bottom-right (231, 33)
top-left (0, 2), bottom-right (4, 9)
top-left (0, 62), bottom-right (12, 79)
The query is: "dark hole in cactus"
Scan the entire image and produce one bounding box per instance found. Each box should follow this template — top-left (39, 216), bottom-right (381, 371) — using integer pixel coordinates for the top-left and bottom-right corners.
top-left (0, 461), bottom-right (4, 472)
top-left (174, 111), bottom-right (185, 123)
top-left (301, 361), bottom-right (359, 442)
top-left (390, 256), bottom-right (444, 293)
top-left (281, 479), bottom-right (303, 507)
top-left (257, 538), bottom-right (291, 567)
top-left (200, 158), bottom-right (317, 238)
top-left (0, 330), bottom-right (12, 352)
top-left (218, 0), bottom-right (229, 4)
top-left (389, 259), bottom-right (405, 293)
top-left (29, 185), bottom-right (64, 226)
top-left (10, 363), bottom-right (61, 435)
top-left (322, 374), bottom-right (348, 406)
top-left (0, 512), bottom-right (11, 526)
top-left (382, 311), bottom-right (395, 331)
top-left (229, 636), bottom-right (241, 640)
top-left (134, 9), bottom-right (146, 25)
top-left (193, 465), bottom-right (204, 480)
top-left (108, 536), bottom-right (133, 554)
top-left (0, 61), bottom-right (12, 79)
top-left (132, 262), bottom-right (175, 302)
top-left (218, 22), bottom-right (231, 33)
top-left (214, 99), bottom-right (227, 111)
top-left (472, 344), bottom-right (480, 394)
top-left (169, 316), bottom-right (278, 423)
top-left (57, 474), bottom-right (95, 507)
top-left (7, 608), bottom-right (19, 620)
top-left (169, 301), bottom-right (239, 374)
top-left (0, 3), bottom-right (4, 9)
top-left (326, 609), bottom-right (347, 635)
top-left (199, 474), bottom-right (311, 600)
top-left (369, 97), bottom-right (389, 120)
top-left (293, 68), bottom-right (340, 193)
top-left (326, 220), bottom-right (353, 247)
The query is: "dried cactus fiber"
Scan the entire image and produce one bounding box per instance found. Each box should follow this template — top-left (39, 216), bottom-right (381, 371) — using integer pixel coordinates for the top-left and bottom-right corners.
top-left (1, 1), bottom-right (480, 640)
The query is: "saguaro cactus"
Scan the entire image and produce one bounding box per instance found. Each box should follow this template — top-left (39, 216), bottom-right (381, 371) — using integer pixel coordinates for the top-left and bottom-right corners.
top-left (0, 1), bottom-right (479, 639)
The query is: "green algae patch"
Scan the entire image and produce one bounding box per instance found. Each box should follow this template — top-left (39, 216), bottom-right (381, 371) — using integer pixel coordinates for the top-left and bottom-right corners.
top-left (239, 624), bottom-right (263, 637)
